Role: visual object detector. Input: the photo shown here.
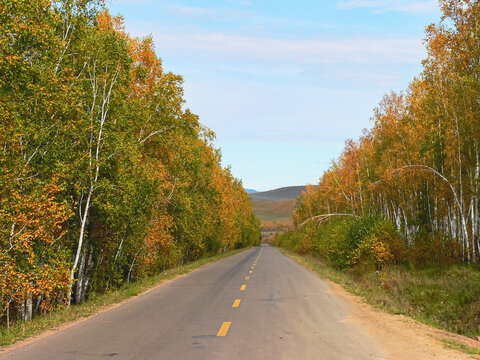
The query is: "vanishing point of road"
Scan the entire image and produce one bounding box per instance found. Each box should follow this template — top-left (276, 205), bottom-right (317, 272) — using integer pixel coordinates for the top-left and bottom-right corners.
top-left (1, 245), bottom-right (386, 360)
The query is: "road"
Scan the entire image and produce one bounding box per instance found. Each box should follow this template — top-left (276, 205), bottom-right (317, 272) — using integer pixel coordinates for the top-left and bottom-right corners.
top-left (1, 245), bottom-right (387, 360)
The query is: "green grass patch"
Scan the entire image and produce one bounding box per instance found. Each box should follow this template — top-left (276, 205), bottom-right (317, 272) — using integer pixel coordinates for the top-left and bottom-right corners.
top-left (0, 248), bottom-right (249, 348)
top-left (441, 339), bottom-right (480, 356)
top-left (279, 248), bottom-right (480, 337)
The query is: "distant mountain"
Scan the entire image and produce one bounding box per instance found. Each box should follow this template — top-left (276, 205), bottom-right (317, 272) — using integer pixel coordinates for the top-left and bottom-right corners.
top-left (248, 186), bottom-right (314, 222)
top-left (245, 188), bottom-right (258, 193)
top-left (249, 186), bottom-right (308, 202)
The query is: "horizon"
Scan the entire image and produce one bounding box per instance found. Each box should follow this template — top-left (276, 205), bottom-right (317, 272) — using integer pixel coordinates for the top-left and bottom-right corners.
top-left (245, 184), bottom-right (311, 192)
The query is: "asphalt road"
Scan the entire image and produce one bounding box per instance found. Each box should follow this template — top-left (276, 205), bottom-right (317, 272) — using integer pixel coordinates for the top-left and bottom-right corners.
top-left (1, 244), bottom-right (387, 360)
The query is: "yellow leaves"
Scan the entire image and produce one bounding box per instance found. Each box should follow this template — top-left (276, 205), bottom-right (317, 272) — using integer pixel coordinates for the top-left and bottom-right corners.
top-left (0, 173), bottom-right (73, 314)
top-left (293, 0), bottom-right (480, 269)
top-left (0, 0), bottom-right (260, 319)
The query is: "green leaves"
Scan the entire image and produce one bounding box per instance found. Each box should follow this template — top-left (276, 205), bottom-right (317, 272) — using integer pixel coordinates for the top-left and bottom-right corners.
top-left (0, 1), bottom-right (259, 321)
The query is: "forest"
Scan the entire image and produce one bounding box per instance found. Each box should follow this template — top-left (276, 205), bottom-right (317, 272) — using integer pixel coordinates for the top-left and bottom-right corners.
top-left (278, 0), bottom-right (480, 270)
top-left (0, 0), bottom-right (261, 327)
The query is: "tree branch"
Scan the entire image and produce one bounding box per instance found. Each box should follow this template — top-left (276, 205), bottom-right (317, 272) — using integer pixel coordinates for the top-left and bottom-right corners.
top-left (296, 213), bottom-right (359, 230)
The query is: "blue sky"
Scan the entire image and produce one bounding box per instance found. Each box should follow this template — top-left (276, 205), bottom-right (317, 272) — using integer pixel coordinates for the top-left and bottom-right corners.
top-left (108, 0), bottom-right (442, 191)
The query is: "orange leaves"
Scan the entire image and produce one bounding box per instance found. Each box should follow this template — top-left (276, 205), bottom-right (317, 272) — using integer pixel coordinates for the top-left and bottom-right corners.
top-left (0, 0), bottom-right (261, 322)
top-left (97, 10), bottom-right (126, 35)
top-left (127, 36), bottom-right (164, 100)
top-left (140, 209), bottom-right (174, 273)
top-left (294, 0), bottom-right (480, 266)
top-left (0, 172), bottom-right (72, 320)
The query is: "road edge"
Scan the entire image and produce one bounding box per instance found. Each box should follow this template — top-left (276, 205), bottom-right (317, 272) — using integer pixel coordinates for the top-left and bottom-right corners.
top-left (278, 247), bottom-right (480, 359)
top-left (0, 247), bottom-right (254, 353)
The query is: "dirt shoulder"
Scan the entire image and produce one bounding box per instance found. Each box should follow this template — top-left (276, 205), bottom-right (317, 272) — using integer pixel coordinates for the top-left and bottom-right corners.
top-left (282, 249), bottom-right (480, 360)
top-left (327, 280), bottom-right (479, 360)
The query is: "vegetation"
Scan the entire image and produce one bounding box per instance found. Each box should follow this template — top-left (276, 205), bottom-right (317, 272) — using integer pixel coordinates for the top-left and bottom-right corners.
top-left (252, 199), bottom-right (296, 222)
top-left (275, 0), bottom-right (480, 337)
top-left (288, 0), bottom-right (480, 269)
top-left (0, 0), bottom-right (261, 329)
top-left (441, 339), bottom-right (480, 355)
top-left (262, 221), bottom-right (292, 233)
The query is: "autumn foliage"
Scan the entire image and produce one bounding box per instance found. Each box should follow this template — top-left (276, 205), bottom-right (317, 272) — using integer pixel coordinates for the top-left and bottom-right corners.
top-left (279, 0), bottom-right (480, 270)
top-left (0, 1), bottom-right (260, 327)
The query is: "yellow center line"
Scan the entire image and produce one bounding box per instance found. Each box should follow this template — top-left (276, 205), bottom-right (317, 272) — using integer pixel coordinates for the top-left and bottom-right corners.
top-left (232, 299), bottom-right (241, 308)
top-left (251, 266), bottom-right (255, 269)
top-left (240, 284), bottom-right (246, 290)
top-left (249, 270), bottom-right (253, 273)
top-left (245, 276), bottom-right (250, 280)
top-left (217, 321), bottom-right (231, 337)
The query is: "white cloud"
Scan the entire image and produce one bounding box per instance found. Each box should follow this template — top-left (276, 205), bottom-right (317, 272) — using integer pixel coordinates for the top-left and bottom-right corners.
top-left (110, 0), bottom-right (155, 4)
top-left (388, 1), bottom-right (438, 14)
top-left (227, 0), bottom-right (253, 6)
top-left (169, 5), bottom-right (218, 16)
top-left (148, 29), bottom-right (424, 65)
top-left (218, 63), bottom-right (303, 77)
top-left (338, 0), bottom-right (387, 9)
top-left (311, 68), bottom-right (401, 87)
top-left (165, 5), bottom-right (327, 31)
top-left (337, 0), bottom-right (439, 14)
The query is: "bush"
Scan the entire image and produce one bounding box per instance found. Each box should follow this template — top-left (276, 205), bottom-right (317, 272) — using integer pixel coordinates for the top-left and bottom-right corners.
top-left (349, 218), bottom-right (407, 272)
top-left (277, 215), bottom-right (407, 272)
top-left (274, 231), bottom-right (304, 252)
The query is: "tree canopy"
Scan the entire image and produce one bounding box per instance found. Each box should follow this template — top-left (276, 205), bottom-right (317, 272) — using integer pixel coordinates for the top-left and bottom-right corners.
top-left (0, 0), bottom-right (260, 326)
top-left (291, 0), bottom-right (480, 268)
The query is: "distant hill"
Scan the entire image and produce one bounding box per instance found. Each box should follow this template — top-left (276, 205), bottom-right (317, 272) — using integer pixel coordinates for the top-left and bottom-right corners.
top-left (249, 186), bottom-right (307, 202)
top-left (252, 199), bottom-right (296, 222)
top-left (249, 186), bottom-right (310, 222)
top-left (245, 188), bottom-right (258, 193)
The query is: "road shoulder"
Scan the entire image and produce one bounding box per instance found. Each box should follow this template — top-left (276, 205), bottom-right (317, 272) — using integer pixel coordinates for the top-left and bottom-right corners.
top-left (280, 249), bottom-right (480, 360)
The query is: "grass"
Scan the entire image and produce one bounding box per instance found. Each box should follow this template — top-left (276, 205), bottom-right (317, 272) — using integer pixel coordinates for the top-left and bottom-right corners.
top-left (0, 247), bottom-right (249, 348)
top-left (248, 186), bottom-right (306, 202)
top-left (278, 248), bottom-right (480, 337)
top-left (441, 339), bottom-right (480, 356)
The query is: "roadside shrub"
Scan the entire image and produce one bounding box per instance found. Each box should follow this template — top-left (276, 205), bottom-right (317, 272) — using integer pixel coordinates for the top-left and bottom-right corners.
top-left (277, 215), bottom-right (407, 273)
top-left (274, 231), bottom-right (304, 252)
top-left (350, 219), bottom-right (407, 273)
top-left (313, 217), bottom-right (352, 269)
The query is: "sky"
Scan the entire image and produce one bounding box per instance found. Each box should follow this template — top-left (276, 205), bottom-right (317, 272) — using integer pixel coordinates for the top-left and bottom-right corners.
top-left (108, 0), bottom-right (442, 191)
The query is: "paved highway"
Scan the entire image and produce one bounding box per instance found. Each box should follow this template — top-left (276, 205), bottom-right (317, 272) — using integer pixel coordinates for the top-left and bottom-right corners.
top-left (1, 245), bottom-right (386, 360)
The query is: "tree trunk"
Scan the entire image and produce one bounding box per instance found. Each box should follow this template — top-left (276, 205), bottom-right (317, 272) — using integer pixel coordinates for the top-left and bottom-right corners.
top-left (68, 186), bottom-right (92, 305)
top-left (22, 295), bottom-right (32, 321)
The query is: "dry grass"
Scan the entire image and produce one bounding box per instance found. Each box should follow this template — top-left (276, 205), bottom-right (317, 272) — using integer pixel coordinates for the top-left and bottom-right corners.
top-left (252, 199), bottom-right (296, 222)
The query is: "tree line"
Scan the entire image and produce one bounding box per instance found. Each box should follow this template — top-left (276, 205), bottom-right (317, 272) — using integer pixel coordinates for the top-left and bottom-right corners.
top-left (284, 0), bottom-right (480, 269)
top-left (0, 0), bottom-right (261, 327)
